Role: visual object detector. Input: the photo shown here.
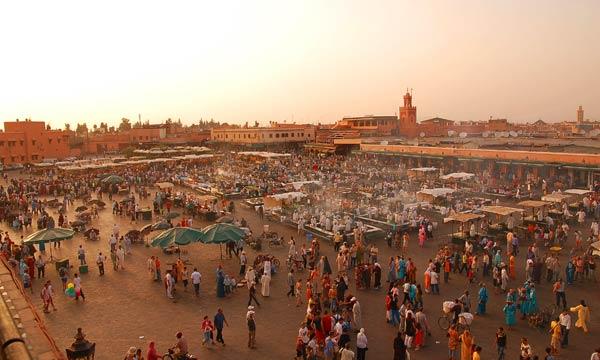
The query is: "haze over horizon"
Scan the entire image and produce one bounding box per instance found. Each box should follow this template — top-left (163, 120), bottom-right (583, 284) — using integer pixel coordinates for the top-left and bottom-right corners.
top-left (1, 0), bottom-right (599, 128)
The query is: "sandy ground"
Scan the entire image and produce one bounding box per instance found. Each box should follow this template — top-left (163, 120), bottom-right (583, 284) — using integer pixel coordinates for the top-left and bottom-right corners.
top-left (11, 186), bottom-right (599, 360)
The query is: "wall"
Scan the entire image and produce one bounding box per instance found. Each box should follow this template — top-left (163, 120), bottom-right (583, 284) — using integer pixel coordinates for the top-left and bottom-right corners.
top-left (360, 143), bottom-right (600, 166)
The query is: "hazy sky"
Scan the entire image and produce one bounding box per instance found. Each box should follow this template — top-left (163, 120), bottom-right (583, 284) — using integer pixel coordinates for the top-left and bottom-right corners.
top-left (1, 0), bottom-right (599, 128)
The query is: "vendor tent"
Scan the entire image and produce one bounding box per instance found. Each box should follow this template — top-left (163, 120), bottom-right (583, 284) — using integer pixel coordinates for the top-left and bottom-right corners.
top-left (440, 172), bottom-right (475, 181)
top-left (480, 206), bottom-right (524, 217)
top-left (150, 227), bottom-right (204, 248)
top-left (541, 193), bottom-right (573, 203)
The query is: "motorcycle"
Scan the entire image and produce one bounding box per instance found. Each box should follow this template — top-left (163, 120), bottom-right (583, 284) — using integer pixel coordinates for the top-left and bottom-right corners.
top-left (162, 348), bottom-right (197, 360)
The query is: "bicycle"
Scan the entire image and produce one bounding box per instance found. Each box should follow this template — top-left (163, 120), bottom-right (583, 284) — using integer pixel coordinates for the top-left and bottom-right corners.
top-left (438, 312), bottom-right (470, 332)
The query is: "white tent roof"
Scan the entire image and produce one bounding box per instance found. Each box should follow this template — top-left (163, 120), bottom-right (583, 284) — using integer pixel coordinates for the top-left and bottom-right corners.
top-left (441, 172), bottom-right (475, 180)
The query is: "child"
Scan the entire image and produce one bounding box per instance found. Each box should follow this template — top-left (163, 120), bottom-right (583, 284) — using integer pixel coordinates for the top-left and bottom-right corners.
top-left (224, 275), bottom-right (232, 295)
top-left (201, 316), bottom-right (215, 345)
top-left (58, 265), bottom-right (68, 291)
top-left (414, 323), bottom-right (424, 350)
top-left (22, 272), bottom-right (33, 294)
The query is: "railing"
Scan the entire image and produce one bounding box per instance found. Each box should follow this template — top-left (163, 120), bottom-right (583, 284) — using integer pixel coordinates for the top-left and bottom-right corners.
top-left (0, 257), bottom-right (66, 360)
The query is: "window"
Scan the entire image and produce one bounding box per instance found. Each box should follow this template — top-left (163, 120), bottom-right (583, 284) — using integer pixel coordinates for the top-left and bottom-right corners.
top-left (57, 139), bottom-right (61, 143)
top-left (0, 141), bottom-right (4, 146)
top-left (32, 155), bottom-right (38, 160)
top-left (20, 156), bottom-right (25, 161)
top-left (48, 138), bottom-right (52, 144)
top-left (11, 157), bottom-right (15, 162)
top-left (308, 134), bottom-right (311, 137)
top-left (291, 133), bottom-right (295, 137)
top-left (269, 134), bottom-right (273, 138)
top-left (275, 133), bottom-right (280, 138)
top-left (19, 140), bottom-right (24, 146)
top-left (32, 140), bottom-right (36, 145)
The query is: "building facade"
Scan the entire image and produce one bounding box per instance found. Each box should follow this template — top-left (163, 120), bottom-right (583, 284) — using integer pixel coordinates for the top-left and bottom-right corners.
top-left (0, 120), bottom-right (70, 165)
top-left (211, 125), bottom-right (315, 144)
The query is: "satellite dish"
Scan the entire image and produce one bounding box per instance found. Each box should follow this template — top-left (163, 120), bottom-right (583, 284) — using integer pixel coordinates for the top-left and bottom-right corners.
top-left (589, 129), bottom-right (600, 137)
top-left (494, 132), bottom-right (501, 137)
top-left (447, 130), bottom-right (456, 137)
top-left (380, 140), bottom-right (388, 145)
top-left (501, 131), bottom-right (509, 138)
top-left (509, 131), bottom-right (518, 137)
top-left (419, 132), bottom-right (426, 138)
top-left (459, 132), bottom-right (467, 138)
top-left (482, 131), bottom-right (489, 138)
top-left (517, 130), bottom-right (523, 135)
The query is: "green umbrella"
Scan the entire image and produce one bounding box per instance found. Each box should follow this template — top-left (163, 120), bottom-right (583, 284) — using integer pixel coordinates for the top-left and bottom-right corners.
top-left (200, 223), bottom-right (245, 244)
top-left (23, 227), bottom-right (75, 262)
top-left (101, 175), bottom-right (125, 184)
top-left (150, 227), bottom-right (204, 249)
top-left (23, 227), bottom-right (75, 244)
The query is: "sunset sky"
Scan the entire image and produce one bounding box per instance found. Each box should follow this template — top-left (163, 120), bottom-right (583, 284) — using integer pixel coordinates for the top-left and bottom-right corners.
top-left (1, 0), bottom-right (598, 128)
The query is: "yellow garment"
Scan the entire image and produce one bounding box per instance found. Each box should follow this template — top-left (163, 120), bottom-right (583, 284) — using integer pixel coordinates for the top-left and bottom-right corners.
top-left (472, 351), bottom-right (481, 360)
top-left (460, 332), bottom-right (474, 360)
top-left (570, 304), bottom-right (590, 332)
top-left (550, 320), bottom-right (561, 349)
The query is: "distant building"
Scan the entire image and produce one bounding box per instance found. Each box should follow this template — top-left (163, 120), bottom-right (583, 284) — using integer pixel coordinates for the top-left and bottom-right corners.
top-left (420, 117), bottom-right (454, 127)
top-left (399, 91), bottom-right (417, 137)
top-left (210, 124), bottom-right (315, 145)
top-left (577, 105), bottom-right (584, 123)
top-left (0, 120), bottom-right (70, 165)
top-left (332, 115), bottom-right (399, 136)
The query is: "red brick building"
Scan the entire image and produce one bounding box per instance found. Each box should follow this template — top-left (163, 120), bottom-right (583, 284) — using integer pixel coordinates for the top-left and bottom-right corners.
top-left (0, 120), bottom-right (70, 165)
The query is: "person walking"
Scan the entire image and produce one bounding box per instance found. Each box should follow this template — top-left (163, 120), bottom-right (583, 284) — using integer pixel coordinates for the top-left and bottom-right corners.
top-left (214, 308), bottom-right (228, 346)
top-left (552, 278), bottom-right (567, 309)
top-left (495, 327), bottom-right (506, 360)
top-left (339, 342), bottom-right (355, 360)
top-left (549, 318), bottom-right (561, 356)
top-left (286, 269), bottom-right (295, 297)
top-left (73, 273), bottom-right (85, 301)
top-left (520, 337), bottom-right (532, 360)
top-left (191, 268), bottom-right (201, 296)
top-left (569, 299), bottom-right (590, 333)
top-left (447, 324), bottom-right (459, 360)
top-left (558, 309), bottom-right (571, 348)
top-left (459, 329), bottom-right (474, 360)
top-left (35, 255), bottom-right (46, 279)
top-left (393, 331), bottom-right (407, 360)
top-left (247, 307), bottom-right (256, 349)
top-left (239, 251), bottom-right (247, 275)
top-left (96, 252), bottom-right (106, 276)
top-left (248, 281), bottom-right (260, 307)
top-left (356, 328), bottom-right (367, 360)
top-left (77, 245), bottom-right (86, 266)
top-left (476, 283), bottom-right (488, 315)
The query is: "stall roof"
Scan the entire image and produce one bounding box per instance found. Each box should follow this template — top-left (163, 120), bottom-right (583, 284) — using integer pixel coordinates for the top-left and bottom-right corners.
top-left (518, 200), bottom-right (551, 208)
top-left (238, 151), bottom-right (291, 158)
top-left (480, 205), bottom-right (524, 216)
top-left (440, 172), bottom-right (475, 180)
top-left (417, 188), bottom-right (455, 197)
top-left (565, 189), bottom-right (592, 195)
top-left (444, 212), bottom-right (484, 223)
top-left (267, 192), bottom-right (307, 201)
top-left (156, 182), bottom-right (174, 189)
top-left (408, 167), bottom-right (438, 172)
top-left (541, 193), bottom-right (573, 203)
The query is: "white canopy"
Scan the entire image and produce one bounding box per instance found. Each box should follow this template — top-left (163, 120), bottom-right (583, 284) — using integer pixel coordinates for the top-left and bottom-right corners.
top-left (238, 151), bottom-right (291, 158)
top-left (409, 167), bottom-right (438, 172)
top-left (288, 180), bottom-right (321, 190)
top-left (441, 172), bottom-right (475, 180)
top-left (565, 189), bottom-right (592, 195)
top-left (417, 188), bottom-right (455, 197)
top-left (267, 192), bottom-right (307, 201)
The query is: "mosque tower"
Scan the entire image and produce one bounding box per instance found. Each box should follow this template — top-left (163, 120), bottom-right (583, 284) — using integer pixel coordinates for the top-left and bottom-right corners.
top-left (398, 89), bottom-right (417, 136)
top-left (577, 105), bottom-right (584, 123)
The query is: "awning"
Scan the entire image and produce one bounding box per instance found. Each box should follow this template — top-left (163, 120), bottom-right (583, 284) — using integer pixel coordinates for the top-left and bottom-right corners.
top-left (562, 166), bottom-right (600, 171)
